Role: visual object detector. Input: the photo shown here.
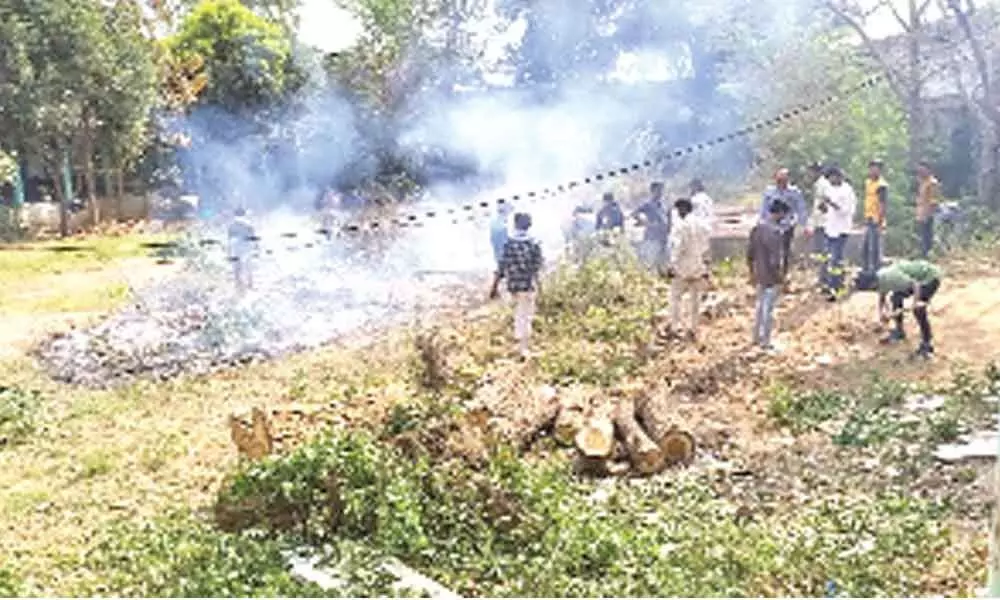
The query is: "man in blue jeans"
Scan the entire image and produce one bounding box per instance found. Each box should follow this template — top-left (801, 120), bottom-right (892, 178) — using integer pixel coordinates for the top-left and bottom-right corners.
top-left (747, 199), bottom-right (789, 351)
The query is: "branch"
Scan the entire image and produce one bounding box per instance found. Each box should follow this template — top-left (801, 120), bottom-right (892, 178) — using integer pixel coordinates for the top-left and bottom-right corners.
top-left (944, 0), bottom-right (1000, 122)
top-left (825, 0), bottom-right (907, 100)
top-left (884, 0), bottom-right (913, 32)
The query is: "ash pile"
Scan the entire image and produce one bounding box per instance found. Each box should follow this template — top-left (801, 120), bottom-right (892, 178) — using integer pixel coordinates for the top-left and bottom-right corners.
top-left (35, 229), bottom-right (488, 388)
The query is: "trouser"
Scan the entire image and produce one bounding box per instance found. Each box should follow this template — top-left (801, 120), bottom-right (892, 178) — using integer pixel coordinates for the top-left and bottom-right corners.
top-left (752, 284), bottom-right (779, 347)
top-left (918, 217), bottom-right (934, 258)
top-left (231, 255), bottom-right (253, 289)
top-left (890, 278), bottom-right (940, 346)
top-left (862, 220), bottom-right (882, 273)
top-left (812, 227), bottom-right (827, 284)
top-left (639, 238), bottom-right (668, 275)
top-left (670, 276), bottom-right (704, 333)
top-left (824, 233), bottom-right (848, 294)
top-left (781, 226), bottom-right (795, 279)
top-left (513, 291), bottom-right (537, 354)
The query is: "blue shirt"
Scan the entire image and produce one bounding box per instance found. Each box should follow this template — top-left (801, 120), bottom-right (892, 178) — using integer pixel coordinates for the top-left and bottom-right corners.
top-left (634, 197), bottom-right (670, 241)
top-left (759, 185), bottom-right (808, 231)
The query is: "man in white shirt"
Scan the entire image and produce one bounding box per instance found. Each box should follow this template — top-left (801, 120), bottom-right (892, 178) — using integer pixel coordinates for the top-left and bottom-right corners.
top-left (689, 178), bottom-right (715, 237)
top-left (667, 198), bottom-right (711, 340)
top-left (819, 167), bottom-right (857, 299)
top-left (807, 163), bottom-right (831, 286)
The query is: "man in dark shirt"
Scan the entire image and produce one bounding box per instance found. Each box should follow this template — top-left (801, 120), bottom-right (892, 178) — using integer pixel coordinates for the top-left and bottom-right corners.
top-left (747, 200), bottom-right (788, 351)
top-left (490, 212), bottom-right (544, 359)
top-left (632, 181), bottom-right (670, 275)
top-left (595, 192), bottom-right (624, 232)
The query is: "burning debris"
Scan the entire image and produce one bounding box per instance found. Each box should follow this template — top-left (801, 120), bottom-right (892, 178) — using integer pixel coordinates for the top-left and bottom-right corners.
top-left (35, 233), bottom-right (489, 388)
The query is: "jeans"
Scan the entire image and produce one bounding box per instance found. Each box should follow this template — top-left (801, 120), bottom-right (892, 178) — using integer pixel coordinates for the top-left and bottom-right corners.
top-left (639, 238), bottom-right (668, 274)
top-left (824, 233), bottom-right (848, 294)
top-left (670, 276), bottom-right (705, 333)
top-left (890, 278), bottom-right (940, 346)
top-left (862, 220), bottom-right (881, 273)
top-left (513, 291), bottom-right (537, 354)
top-left (812, 227), bottom-right (827, 284)
top-left (752, 285), bottom-right (779, 347)
top-left (918, 217), bottom-right (934, 258)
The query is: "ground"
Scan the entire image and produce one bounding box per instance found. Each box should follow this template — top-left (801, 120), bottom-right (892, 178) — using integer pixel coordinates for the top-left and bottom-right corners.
top-left (0, 230), bottom-right (997, 596)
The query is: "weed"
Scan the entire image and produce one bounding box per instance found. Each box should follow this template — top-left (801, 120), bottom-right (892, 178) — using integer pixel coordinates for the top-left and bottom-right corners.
top-left (84, 511), bottom-right (392, 597)
top-left (0, 566), bottom-right (21, 596)
top-left (767, 384), bottom-right (848, 433)
top-left (79, 450), bottom-right (116, 479)
top-left (0, 385), bottom-right (41, 448)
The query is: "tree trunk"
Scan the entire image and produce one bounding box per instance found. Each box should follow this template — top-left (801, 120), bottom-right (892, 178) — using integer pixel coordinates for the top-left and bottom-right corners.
top-left (978, 118), bottom-right (1000, 209)
top-left (612, 397), bottom-right (664, 475)
top-left (574, 417), bottom-right (615, 458)
top-left (82, 111), bottom-right (99, 227)
top-left (116, 167), bottom-right (126, 217)
top-left (49, 157), bottom-right (69, 238)
top-left (635, 395), bottom-right (697, 466)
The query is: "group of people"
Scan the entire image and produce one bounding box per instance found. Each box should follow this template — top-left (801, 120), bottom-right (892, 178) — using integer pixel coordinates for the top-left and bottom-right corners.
top-left (489, 160), bottom-right (947, 360)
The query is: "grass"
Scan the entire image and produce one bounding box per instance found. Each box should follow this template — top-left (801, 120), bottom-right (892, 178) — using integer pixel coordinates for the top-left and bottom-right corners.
top-left (0, 235), bottom-right (997, 596)
top-left (0, 232), bottom-right (173, 281)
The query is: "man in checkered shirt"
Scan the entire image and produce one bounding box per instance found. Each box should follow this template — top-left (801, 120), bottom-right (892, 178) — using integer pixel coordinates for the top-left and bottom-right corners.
top-left (490, 212), bottom-right (544, 359)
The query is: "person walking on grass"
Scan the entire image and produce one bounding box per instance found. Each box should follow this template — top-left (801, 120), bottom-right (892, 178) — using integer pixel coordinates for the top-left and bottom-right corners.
top-left (877, 258), bottom-right (942, 359)
top-left (915, 160), bottom-right (940, 258)
top-left (862, 159), bottom-right (888, 273)
top-left (758, 168), bottom-right (808, 287)
top-left (228, 207), bottom-right (258, 292)
top-left (819, 167), bottom-right (857, 300)
top-left (747, 199), bottom-right (789, 352)
top-left (667, 198), bottom-right (711, 340)
top-left (490, 212), bottom-right (544, 359)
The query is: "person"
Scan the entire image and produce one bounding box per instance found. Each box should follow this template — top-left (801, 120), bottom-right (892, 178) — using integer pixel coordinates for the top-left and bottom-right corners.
top-left (490, 212), bottom-right (544, 359)
top-left (819, 167), bottom-right (857, 299)
top-left (689, 178), bottom-right (715, 235)
top-left (595, 191), bottom-right (624, 232)
top-left (876, 258), bottom-right (942, 358)
top-left (318, 187), bottom-right (339, 240)
top-left (564, 204), bottom-right (596, 261)
top-left (632, 181), bottom-right (670, 275)
top-left (490, 202), bottom-right (513, 274)
top-left (667, 198), bottom-right (711, 340)
top-left (862, 159), bottom-right (888, 273)
top-left (915, 160), bottom-right (940, 258)
top-left (758, 168), bottom-right (808, 285)
top-left (747, 199), bottom-right (788, 352)
top-left (807, 162), bottom-right (832, 286)
top-left (228, 207), bottom-right (258, 291)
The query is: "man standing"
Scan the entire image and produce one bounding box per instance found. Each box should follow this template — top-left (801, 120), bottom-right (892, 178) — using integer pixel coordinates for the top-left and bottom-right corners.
top-left (876, 258), bottom-right (942, 359)
top-left (490, 212), bottom-right (544, 359)
top-left (490, 202), bottom-right (512, 275)
top-left (689, 178), bottom-right (715, 235)
top-left (595, 191), bottom-right (624, 232)
top-left (667, 198), bottom-right (711, 340)
top-left (915, 160), bottom-right (940, 258)
top-left (862, 159), bottom-right (888, 273)
top-left (633, 181), bottom-right (670, 275)
top-left (228, 207), bottom-right (258, 292)
top-left (747, 200), bottom-right (789, 352)
top-left (819, 167), bottom-right (857, 299)
top-left (807, 163), bottom-right (831, 286)
top-left (758, 168), bottom-right (808, 284)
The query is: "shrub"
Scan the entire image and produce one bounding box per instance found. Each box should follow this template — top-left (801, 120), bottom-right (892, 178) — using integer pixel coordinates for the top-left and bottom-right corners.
top-left (0, 385), bottom-right (41, 448)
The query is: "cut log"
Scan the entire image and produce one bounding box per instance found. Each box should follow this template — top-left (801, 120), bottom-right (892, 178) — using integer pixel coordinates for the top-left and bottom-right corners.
top-left (554, 405), bottom-right (587, 447)
top-left (574, 417), bottom-right (615, 458)
top-left (573, 455), bottom-right (631, 478)
top-left (635, 395), bottom-right (697, 466)
top-left (612, 398), bottom-right (664, 475)
top-left (230, 406), bottom-right (274, 460)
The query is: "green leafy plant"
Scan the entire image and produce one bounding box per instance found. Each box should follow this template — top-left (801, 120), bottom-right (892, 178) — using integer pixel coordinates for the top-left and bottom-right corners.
top-left (0, 385), bottom-right (41, 448)
top-left (767, 384), bottom-right (848, 433)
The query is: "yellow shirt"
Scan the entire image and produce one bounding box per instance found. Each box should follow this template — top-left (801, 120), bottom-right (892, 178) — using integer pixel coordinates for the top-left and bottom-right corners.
top-left (916, 176), bottom-right (939, 221)
top-left (863, 177), bottom-right (887, 223)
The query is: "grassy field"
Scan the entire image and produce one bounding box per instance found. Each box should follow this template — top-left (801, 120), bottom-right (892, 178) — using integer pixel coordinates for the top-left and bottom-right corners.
top-left (0, 232), bottom-right (998, 597)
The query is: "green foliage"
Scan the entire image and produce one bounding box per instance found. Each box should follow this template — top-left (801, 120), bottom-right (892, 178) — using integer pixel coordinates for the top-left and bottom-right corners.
top-left (85, 510), bottom-right (391, 596)
top-left (0, 385), bottom-right (41, 448)
top-left (536, 246), bottom-right (658, 385)
top-left (0, 566), bottom-right (22, 597)
top-left (767, 384), bottom-right (848, 434)
top-left (203, 429), bottom-right (957, 597)
top-left (168, 0), bottom-right (294, 112)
